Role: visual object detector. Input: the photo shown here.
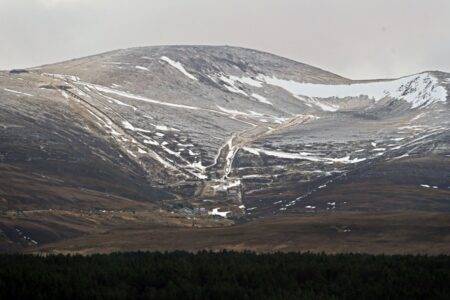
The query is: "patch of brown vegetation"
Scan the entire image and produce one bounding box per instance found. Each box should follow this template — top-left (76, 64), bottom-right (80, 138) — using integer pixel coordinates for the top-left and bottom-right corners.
top-left (33, 211), bottom-right (450, 255)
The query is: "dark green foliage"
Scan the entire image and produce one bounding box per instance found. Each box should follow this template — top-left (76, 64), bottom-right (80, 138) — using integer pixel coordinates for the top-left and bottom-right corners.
top-left (0, 251), bottom-right (449, 299)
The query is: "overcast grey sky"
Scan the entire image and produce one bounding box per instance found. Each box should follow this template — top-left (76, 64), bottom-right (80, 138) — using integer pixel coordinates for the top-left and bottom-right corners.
top-left (0, 0), bottom-right (449, 79)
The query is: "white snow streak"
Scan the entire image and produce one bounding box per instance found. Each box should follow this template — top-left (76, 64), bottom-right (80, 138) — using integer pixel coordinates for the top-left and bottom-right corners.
top-left (3, 88), bottom-right (33, 97)
top-left (243, 147), bottom-right (366, 164)
top-left (228, 75), bottom-right (263, 87)
top-left (86, 83), bottom-right (201, 111)
top-left (216, 105), bottom-right (249, 116)
top-left (121, 120), bottom-right (152, 133)
top-left (135, 66), bottom-right (149, 71)
top-left (160, 56), bottom-right (197, 81)
top-left (251, 93), bottom-right (272, 105)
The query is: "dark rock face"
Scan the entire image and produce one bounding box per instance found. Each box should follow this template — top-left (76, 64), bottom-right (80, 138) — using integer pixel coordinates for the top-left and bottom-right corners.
top-left (0, 46), bottom-right (449, 251)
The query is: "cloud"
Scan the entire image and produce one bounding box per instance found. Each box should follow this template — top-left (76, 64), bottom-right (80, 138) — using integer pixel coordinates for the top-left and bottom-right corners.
top-left (36, 0), bottom-right (89, 7)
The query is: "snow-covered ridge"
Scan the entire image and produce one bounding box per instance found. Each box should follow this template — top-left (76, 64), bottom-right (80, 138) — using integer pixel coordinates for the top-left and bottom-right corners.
top-left (258, 72), bottom-right (447, 108)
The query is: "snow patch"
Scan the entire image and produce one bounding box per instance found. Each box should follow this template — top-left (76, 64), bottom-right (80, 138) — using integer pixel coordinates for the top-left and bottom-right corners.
top-left (126, 150), bottom-right (137, 158)
top-left (208, 208), bottom-right (230, 218)
top-left (122, 120), bottom-right (135, 131)
top-left (160, 56), bottom-right (197, 81)
top-left (86, 83), bottom-right (201, 111)
top-left (258, 72), bottom-right (447, 108)
top-left (3, 88), bottom-right (33, 97)
top-left (243, 147), bottom-right (366, 164)
top-left (212, 179), bottom-right (241, 192)
top-left (143, 139), bottom-right (159, 146)
top-left (420, 184), bottom-right (438, 189)
top-left (218, 75), bottom-right (250, 96)
top-left (217, 105), bottom-right (249, 116)
top-left (154, 124), bottom-right (179, 132)
top-left (122, 120), bottom-right (152, 133)
top-left (228, 75), bottom-right (263, 87)
top-left (100, 94), bottom-right (137, 110)
top-left (222, 83), bottom-right (247, 96)
top-left (251, 93), bottom-right (272, 105)
top-left (188, 149), bottom-right (199, 156)
top-left (135, 66), bottom-right (149, 71)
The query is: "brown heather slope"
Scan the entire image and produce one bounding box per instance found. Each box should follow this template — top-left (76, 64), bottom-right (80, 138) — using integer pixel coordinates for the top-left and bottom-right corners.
top-left (32, 211), bottom-right (450, 255)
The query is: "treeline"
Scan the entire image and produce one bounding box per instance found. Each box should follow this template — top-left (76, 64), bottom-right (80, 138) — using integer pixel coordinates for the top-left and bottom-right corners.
top-left (0, 251), bottom-right (449, 299)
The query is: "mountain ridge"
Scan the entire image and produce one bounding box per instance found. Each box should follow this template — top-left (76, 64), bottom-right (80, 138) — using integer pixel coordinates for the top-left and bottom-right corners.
top-left (27, 45), bottom-right (349, 81)
top-left (20, 45), bottom-right (450, 84)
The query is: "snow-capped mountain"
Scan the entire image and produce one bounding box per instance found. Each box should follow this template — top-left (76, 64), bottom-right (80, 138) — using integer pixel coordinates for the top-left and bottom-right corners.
top-left (0, 46), bottom-right (449, 251)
